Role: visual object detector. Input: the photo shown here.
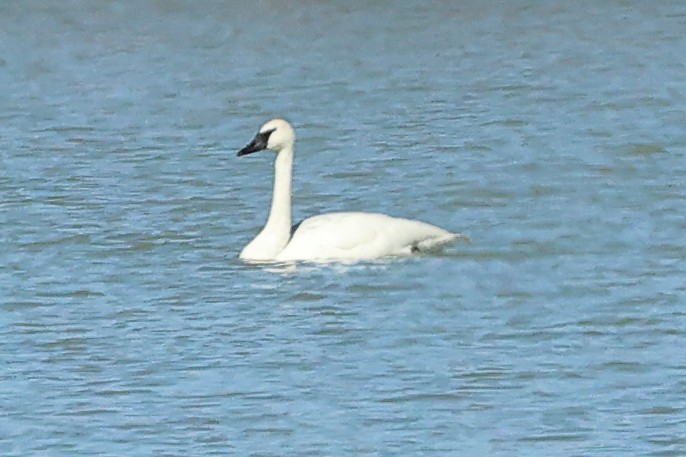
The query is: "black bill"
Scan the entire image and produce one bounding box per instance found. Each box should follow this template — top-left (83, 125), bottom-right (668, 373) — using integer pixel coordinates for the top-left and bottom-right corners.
top-left (237, 128), bottom-right (276, 156)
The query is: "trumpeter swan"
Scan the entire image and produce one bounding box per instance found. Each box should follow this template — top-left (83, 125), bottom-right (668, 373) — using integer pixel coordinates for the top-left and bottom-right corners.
top-left (237, 119), bottom-right (462, 261)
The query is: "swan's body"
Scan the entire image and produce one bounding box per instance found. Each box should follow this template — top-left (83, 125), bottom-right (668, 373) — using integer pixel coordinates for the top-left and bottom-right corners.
top-left (237, 119), bottom-right (461, 262)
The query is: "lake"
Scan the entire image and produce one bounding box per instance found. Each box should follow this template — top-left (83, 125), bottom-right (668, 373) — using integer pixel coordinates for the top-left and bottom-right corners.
top-left (1, 1), bottom-right (685, 456)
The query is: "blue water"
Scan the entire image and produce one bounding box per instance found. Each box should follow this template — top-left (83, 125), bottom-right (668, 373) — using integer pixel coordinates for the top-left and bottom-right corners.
top-left (2, 1), bottom-right (685, 456)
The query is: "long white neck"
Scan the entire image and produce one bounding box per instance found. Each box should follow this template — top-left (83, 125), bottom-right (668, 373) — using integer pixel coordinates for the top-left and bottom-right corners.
top-left (264, 145), bottom-right (293, 234)
top-left (239, 144), bottom-right (294, 260)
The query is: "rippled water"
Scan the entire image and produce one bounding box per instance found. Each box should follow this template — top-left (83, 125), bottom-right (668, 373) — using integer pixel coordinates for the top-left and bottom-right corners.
top-left (2, 1), bottom-right (686, 456)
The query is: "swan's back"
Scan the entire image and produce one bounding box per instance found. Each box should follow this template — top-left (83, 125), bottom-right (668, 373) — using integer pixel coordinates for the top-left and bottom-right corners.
top-left (276, 212), bottom-right (457, 261)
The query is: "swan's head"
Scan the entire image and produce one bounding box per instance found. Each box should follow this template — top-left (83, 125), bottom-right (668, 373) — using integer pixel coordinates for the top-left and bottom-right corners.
top-left (237, 119), bottom-right (295, 156)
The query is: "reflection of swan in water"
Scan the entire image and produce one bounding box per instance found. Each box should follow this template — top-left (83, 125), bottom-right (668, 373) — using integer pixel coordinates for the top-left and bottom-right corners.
top-left (237, 119), bottom-right (462, 262)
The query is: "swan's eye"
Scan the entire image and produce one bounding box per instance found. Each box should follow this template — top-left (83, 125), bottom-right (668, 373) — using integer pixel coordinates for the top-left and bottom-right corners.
top-left (259, 128), bottom-right (276, 143)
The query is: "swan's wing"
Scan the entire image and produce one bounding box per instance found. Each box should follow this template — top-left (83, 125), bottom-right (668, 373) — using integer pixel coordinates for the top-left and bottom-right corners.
top-left (277, 212), bottom-right (457, 261)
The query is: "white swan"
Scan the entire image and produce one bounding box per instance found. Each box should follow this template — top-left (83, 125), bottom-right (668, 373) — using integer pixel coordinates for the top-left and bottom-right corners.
top-left (237, 119), bottom-right (461, 261)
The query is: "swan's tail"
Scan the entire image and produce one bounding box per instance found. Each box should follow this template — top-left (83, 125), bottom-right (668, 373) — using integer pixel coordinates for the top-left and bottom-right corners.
top-left (415, 232), bottom-right (469, 253)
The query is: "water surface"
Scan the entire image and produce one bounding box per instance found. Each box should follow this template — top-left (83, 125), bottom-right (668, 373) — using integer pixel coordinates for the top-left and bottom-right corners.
top-left (1, 1), bottom-right (685, 456)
